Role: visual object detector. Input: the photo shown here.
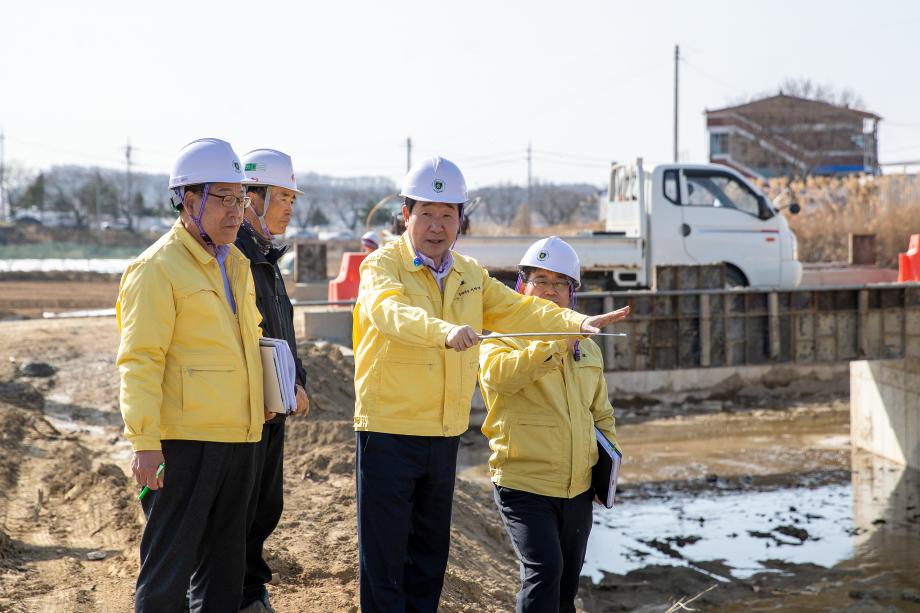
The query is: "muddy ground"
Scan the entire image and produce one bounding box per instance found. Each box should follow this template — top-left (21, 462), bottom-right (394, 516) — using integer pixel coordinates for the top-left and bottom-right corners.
top-left (1, 317), bottom-right (919, 612)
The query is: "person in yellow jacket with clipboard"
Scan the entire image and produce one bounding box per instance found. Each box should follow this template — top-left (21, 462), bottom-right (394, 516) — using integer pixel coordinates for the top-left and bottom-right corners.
top-left (479, 236), bottom-right (623, 613)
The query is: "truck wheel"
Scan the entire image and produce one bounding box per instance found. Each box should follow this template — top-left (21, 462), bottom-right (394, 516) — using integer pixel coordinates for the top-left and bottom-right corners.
top-left (725, 266), bottom-right (748, 288)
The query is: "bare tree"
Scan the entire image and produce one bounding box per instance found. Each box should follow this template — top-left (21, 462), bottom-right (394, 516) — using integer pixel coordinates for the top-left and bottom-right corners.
top-left (531, 182), bottom-right (588, 226)
top-left (778, 77), bottom-right (866, 110)
top-left (472, 183), bottom-right (524, 225)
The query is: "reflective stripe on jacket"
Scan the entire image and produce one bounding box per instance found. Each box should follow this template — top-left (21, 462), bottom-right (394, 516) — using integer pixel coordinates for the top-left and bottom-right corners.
top-left (352, 233), bottom-right (587, 437)
top-left (116, 220), bottom-right (264, 451)
top-left (479, 336), bottom-right (617, 498)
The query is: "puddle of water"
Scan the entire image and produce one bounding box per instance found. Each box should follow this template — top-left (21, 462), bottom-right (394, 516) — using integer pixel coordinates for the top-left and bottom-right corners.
top-left (584, 451), bottom-right (920, 597)
top-left (584, 483), bottom-right (854, 581)
top-left (458, 406), bottom-right (920, 599)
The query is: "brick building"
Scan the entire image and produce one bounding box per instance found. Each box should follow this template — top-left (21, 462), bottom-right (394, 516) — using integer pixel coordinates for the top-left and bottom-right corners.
top-left (705, 94), bottom-right (880, 179)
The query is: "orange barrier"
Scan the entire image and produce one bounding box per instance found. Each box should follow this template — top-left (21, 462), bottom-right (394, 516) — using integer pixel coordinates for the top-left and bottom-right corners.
top-left (328, 252), bottom-right (367, 302)
top-left (898, 235), bottom-right (920, 283)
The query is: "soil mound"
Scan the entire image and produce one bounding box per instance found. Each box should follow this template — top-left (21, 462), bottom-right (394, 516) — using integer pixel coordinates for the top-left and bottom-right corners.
top-left (298, 341), bottom-right (356, 422)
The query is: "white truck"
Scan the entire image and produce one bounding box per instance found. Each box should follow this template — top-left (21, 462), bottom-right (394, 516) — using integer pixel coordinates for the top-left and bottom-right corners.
top-left (456, 159), bottom-right (802, 289)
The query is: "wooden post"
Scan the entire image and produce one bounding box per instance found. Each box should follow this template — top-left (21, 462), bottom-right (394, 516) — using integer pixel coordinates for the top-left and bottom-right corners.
top-left (768, 292), bottom-right (781, 360)
top-left (700, 294), bottom-right (711, 367)
top-left (858, 289), bottom-right (870, 357)
top-left (603, 295), bottom-right (616, 367)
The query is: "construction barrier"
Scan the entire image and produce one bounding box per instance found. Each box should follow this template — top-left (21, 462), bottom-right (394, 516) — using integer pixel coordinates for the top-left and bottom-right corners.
top-left (328, 252), bottom-right (366, 302)
top-left (898, 234), bottom-right (920, 283)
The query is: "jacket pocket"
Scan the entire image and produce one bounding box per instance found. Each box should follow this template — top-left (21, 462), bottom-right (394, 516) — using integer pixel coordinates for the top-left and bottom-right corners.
top-left (573, 358), bottom-right (603, 409)
top-left (460, 355), bottom-right (480, 410)
top-left (375, 350), bottom-right (438, 422)
top-left (509, 415), bottom-right (562, 472)
top-left (179, 360), bottom-right (244, 429)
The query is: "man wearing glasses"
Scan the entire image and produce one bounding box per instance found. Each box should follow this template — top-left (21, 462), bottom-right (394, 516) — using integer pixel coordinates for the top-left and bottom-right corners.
top-left (116, 138), bottom-right (266, 612)
top-left (478, 236), bottom-right (621, 613)
top-left (236, 149), bottom-right (310, 613)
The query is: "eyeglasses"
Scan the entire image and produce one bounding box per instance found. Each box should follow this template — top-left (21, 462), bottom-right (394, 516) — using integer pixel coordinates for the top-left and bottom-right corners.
top-left (207, 193), bottom-right (251, 210)
top-left (526, 279), bottom-right (572, 292)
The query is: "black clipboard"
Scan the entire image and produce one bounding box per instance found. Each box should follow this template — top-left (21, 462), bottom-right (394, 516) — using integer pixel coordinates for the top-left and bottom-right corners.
top-left (592, 426), bottom-right (622, 508)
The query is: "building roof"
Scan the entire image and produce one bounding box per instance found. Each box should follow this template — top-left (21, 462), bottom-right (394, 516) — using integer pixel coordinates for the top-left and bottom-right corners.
top-left (706, 94), bottom-right (881, 121)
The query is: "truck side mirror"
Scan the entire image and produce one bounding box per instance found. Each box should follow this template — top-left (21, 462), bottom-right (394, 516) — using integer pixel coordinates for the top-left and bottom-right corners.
top-left (789, 203), bottom-right (801, 215)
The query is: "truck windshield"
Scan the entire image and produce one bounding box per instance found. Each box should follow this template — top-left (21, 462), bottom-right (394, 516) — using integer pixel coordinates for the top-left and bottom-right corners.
top-left (684, 172), bottom-right (772, 219)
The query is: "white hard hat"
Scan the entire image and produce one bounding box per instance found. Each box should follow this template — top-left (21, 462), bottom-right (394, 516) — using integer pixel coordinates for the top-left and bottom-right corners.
top-left (361, 230), bottom-right (381, 248)
top-left (400, 156), bottom-right (467, 204)
top-left (519, 236), bottom-right (581, 288)
top-left (241, 149), bottom-right (304, 195)
top-left (169, 138), bottom-right (245, 188)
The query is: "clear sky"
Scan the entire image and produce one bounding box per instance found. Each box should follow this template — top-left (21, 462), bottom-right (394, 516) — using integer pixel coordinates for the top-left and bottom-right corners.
top-left (1, 0), bottom-right (918, 188)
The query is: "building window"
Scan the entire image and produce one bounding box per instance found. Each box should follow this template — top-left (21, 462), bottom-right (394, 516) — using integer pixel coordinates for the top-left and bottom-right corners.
top-left (710, 132), bottom-right (728, 156)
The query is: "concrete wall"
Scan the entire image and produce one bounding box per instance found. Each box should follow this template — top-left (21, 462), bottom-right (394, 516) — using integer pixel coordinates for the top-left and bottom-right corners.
top-left (851, 358), bottom-right (920, 469)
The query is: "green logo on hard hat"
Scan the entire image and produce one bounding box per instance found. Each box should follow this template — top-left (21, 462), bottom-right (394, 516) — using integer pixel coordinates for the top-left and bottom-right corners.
top-left (432, 179), bottom-right (445, 193)
top-left (245, 163), bottom-right (258, 171)
top-left (538, 251), bottom-right (548, 261)
top-left (233, 161), bottom-right (241, 172)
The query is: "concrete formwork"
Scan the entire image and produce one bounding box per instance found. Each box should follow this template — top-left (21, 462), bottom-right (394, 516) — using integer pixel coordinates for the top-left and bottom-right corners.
top-left (579, 284), bottom-right (920, 372)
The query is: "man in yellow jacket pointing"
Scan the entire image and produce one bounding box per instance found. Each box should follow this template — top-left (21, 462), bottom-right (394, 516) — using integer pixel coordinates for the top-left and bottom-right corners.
top-left (480, 236), bottom-right (620, 613)
top-left (352, 157), bottom-right (629, 612)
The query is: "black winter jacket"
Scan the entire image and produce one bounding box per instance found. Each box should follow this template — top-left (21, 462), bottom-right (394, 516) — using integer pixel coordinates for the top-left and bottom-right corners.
top-left (235, 224), bottom-right (306, 422)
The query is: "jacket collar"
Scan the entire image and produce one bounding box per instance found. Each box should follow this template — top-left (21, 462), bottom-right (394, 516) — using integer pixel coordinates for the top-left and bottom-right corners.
top-left (235, 223), bottom-right (272, 266)
top-left (397, 231), bottom-right (457, 276)
top-left (173, 218), bottom-right (241, 267)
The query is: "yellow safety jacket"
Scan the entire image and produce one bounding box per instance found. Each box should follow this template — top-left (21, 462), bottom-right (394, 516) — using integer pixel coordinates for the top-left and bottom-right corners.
top-left (479, 336), bottom-right (617, 498)
top-left (352, 233), bottom-right (587, 437)
top-left (116, 220), bottom-right (265, 452)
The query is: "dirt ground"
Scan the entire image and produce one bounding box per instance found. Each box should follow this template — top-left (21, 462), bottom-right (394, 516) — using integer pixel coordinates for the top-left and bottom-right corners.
top-left (0, 279), bottom-right (119, 319)
top-left (1, 316), bottom-right (919, 612)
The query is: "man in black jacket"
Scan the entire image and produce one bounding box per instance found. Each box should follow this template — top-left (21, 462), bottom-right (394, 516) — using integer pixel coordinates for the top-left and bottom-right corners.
top-left (236, 148), bottom-right (310, 613)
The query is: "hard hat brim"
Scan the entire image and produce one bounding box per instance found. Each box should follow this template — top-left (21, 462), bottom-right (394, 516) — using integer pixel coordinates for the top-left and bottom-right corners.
top-left (242, 180), bottom-right (304, 196)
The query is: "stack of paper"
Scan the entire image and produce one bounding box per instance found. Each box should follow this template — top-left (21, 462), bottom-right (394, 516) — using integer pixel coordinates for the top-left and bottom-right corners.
top-left (592, 426), bottom-right (622, 509)
top-left (260, 337), bottom-right (298, 415)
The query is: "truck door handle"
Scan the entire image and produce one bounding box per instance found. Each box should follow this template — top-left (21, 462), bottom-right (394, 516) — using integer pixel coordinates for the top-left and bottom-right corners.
top-left (681, 223), bottom-right (691, 237)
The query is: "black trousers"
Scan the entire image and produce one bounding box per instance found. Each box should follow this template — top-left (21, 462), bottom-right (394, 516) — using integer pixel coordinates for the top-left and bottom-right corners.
top-left (356, 431), bottom-right (461, 613)
top-left (241, 420), bottom-right (285, 606)
top-left (136, 440), bottom-right (256, 613)
top-left (493, 485), bottom-right (594, 613)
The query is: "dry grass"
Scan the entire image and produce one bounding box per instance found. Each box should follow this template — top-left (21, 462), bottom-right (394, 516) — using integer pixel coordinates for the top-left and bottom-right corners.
top-left (757, 174), bottom-right (920, 269)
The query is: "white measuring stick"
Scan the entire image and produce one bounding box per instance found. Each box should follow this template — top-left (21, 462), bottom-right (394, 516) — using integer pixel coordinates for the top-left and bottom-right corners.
top-left (478, 332), bottom-right (627, 340)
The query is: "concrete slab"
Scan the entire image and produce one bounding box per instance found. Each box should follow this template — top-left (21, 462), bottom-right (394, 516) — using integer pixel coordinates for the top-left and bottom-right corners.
top-left (851, 358), bottom-right (920, 469)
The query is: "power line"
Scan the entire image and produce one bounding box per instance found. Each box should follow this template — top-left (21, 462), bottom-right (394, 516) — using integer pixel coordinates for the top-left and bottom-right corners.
top-left (5, 135), bottom-right (125, 167)
top-left (680, 57), bottom-right (748, 97)
top-left (454, 150), bottom-right (525, 163)
top-left (531, 155), bottom-right (609, 169)
top-left (533, 149), bottom-right (612, 163)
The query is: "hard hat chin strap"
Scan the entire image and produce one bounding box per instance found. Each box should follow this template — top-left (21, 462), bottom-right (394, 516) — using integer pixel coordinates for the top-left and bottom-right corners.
top-left (188, 184), bottom-right (215, 249)
top-left (254, 186), bottom-right (272, 238)
top-left (448, 203), bottom-right (464, 251)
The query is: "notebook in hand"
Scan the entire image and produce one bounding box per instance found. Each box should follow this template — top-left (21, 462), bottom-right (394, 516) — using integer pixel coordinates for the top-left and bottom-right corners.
top-left (592, 426), bottom-right (622, 509)
top-left (259, 337), bottom-right (298, 415)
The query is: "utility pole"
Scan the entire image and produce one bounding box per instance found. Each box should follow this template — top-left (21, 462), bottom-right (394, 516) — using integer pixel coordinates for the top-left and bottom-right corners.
top-left (94, 167), bottom-right (101, 223)
top-left (0, 128), bottom-right (6, 221)
top-left (405, 137), bottom-right (412, 172)
top-left (124, 138), bottom-right (132, 228)
top-left (673, 45), bottom-right (680, 163)
top-left (523, 142), bottom-right (533, 234)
